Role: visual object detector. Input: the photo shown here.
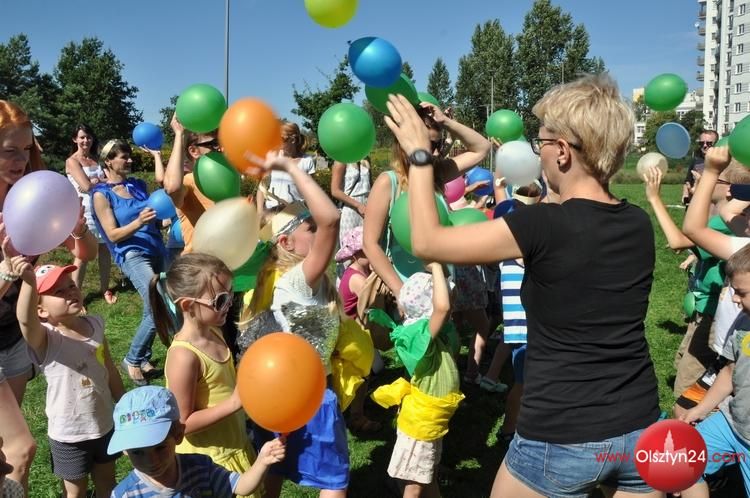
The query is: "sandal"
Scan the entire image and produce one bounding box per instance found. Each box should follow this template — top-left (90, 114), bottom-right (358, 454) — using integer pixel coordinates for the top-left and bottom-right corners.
top-left (348, 415), bottom-right (382, 433)
top-left (103, 289), bottom-right (118, 305)
top-left (120, 360), bottom-right (148, 387)
top-left (140, 361), bottom-right (163, 379)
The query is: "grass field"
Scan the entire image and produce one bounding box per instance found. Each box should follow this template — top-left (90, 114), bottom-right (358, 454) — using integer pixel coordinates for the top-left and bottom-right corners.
top-left (24, 183), bottom-right (695, 497)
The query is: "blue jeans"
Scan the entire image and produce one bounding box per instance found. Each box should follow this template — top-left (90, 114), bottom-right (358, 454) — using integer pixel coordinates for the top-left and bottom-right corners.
top-left (504, 429), bottom-right (654, 497)
top-left (120, 250), bottom-right (165, 367)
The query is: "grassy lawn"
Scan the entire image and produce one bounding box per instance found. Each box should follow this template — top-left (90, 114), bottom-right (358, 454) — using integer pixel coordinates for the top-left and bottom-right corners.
top-left (25, 183), bottom-right (690, 497)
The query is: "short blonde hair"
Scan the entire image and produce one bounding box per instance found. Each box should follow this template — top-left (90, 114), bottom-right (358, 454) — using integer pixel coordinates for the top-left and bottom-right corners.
top-left (724, 160), bottom-right (750, 185)
top-left (532, 73), bottom-right (634, 184)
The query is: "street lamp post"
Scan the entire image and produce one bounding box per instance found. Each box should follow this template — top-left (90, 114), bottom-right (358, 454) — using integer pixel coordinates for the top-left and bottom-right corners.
top-left (224, 0), bottom-right (230, 101)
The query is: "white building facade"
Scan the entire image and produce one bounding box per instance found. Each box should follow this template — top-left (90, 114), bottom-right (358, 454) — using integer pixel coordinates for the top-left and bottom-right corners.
top-left (699, 0), bottom-right (750, 134)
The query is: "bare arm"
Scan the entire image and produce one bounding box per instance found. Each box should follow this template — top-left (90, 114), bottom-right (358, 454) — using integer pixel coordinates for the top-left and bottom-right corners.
top-left (103, 338), bottom-right (125, 401)
top-left (60, 200), bottom-right (98, 261)
top-left (92, 192), bottom-right (156, 243)
top-left (421, 103), bottom-right (491, 176)
top-left (363, 173), bottom-right (403, 297)
top-left (682, 147), bottom-right (735, 260)
top-left (147, 149), bottom-right (165, 185)
top-left (330, 162), bottom-right (365, 212)
top-left (234, 439), bottom-right (286, 495)
top-left (13, 259), bottom-right (47, 358)
top-left (643, 166), bottom-right (693, 250)
top-left (166, 346), bottom-right (241, 434)
top-left (386, 95), bottom-right (523, 264)
top-left (66, 157), bottom-right (94, 192)
top-left (680, 362), bottom-right (734, 423)
top-left (427, 263), bottom-right (450, 337)
top-left (720, 199), bottom-right (750, 236)
top-left (163, 115), bottom-right (186, 195)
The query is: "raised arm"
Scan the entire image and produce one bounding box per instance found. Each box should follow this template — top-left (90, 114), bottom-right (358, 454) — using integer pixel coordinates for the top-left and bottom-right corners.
top-left (385, 95), bottom-right (522, 265)
top-left (421, 103), bottom-right (491, 177)
top-left (363, 173), bottom-right (403, 297)
top-left (643, 166), bottom-right (693, 251)
top-left (720, 198), bottom-right (750, 236)
top-left (92, 192), bottom-right (156, 244)
top-left (682, 146), bottom-right (735, 260)
top-left (162, 114), bottom-right (186, 195)
top-left (12, 257), bottom-right (47, 358)
top-left (427, 263), bottom-right (450, 337)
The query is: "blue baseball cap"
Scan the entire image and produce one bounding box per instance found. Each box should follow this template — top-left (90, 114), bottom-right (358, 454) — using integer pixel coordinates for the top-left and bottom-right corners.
top-left (107, 386), bottom-right (180, 454)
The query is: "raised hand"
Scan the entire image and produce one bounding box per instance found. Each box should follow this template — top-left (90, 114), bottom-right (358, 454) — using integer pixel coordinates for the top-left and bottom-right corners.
top-left (258, 437), bottom-right (286, 465)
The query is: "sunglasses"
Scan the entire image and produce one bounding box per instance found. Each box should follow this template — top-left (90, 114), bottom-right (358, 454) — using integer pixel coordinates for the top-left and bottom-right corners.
top-left (194, 138), bottom-right (220, 150)
top-left (699, 141), bottom-right (715, 147)
top-left (177, 291), bottom-right (232, 313)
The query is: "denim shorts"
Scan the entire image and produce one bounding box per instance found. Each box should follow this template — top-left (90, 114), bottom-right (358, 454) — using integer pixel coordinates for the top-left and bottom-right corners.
top-left (0, 338), bottom-right (33, 380)
top-left (505, 429), bottom-right (654, 497)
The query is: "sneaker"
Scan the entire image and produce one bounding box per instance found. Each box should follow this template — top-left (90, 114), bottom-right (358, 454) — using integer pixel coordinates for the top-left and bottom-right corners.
top-left (479, 376), bottom-right (508, 394)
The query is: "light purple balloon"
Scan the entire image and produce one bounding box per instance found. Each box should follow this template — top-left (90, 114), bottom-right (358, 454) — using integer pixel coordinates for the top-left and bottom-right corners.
top-left (4, 171), bottom-right (80, 255)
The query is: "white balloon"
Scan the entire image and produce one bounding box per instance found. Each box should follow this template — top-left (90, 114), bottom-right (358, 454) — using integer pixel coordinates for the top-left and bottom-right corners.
top-left (192, 197), bottom-right (259, 270)
top-left (495, 141), bottom-right (541, 187)
top-left (636, 152), bottom-right (668, 178)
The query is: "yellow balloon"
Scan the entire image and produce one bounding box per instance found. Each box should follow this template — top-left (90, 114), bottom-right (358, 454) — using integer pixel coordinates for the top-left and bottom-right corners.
top-left (304, 0), bottom-right (357, 28)
top-left (192, 197), bottom-right (259, 270)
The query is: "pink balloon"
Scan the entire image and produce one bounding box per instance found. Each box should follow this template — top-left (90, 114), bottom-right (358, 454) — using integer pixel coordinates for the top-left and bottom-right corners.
top-left (443, 176), bottom-right (465, 203)
top-left (4, 171), bottom-right (80, 255)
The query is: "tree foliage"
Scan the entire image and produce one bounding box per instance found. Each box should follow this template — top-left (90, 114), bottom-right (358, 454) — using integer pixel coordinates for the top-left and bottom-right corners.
top-left (402, 61), bottom-right (415, 82)
top-left (159, 95), bottom-right (179, 144)
top-left (515, 0), bottom-right (605, 134)
top-left (455, 20), bottom-right (516, 131)
top-left (292, 57), bottom-right (359, 145)
top-left (426, 58), bottom-right (454, 109)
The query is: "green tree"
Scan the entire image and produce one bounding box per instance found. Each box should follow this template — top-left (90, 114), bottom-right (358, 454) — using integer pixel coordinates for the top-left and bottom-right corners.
top-left (680, 109), bottom-right (706, 156)
top-left (292, 57), bottom-right (359, 148)
top-left (633, 95), bottom-right (649, 122)
top-left (643, 111), bottom-right (678, 150)
top-left (455, 20), bottom-right (516, 131)
top-left (515, 0), bottom-right (604, 134)
top-left (0, 34), bottom-right (60, 158)
top-left (363, 100), bottom-right (392, 149)
top-left (426, 57), bottom-right (454, 109)
top-left (49, 37), bottom-right (142, 164)
top-left (402, 61), bottom-right (415, 82)
top-left (159, 95), bottom-right (179, 144)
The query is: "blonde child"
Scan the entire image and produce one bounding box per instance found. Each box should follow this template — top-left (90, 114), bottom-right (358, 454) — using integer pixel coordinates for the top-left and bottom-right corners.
top-left (370, 263), bottom-right (464, 498)
top-left (13, 261), bottom-right (124, 497)
top-left (109, 386), bottom-right (285, 497)
top-left (239, 154), bottom-right (348, 498)
top-left (148, 253), bottom-right (260, 498)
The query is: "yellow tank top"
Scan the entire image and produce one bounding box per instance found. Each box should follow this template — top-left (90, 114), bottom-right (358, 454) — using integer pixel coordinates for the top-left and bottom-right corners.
top-left (166, 329), bottom-right (260, 498)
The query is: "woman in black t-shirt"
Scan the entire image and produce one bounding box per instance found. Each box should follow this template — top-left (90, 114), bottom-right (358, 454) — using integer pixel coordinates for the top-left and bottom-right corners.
top-left (384, 75), bottom-right (661, 498)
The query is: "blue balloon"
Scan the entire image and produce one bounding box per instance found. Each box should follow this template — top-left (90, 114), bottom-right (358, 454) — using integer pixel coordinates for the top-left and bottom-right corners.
top-left (132, 122), bottom-right (164, 150)
top-left (169, 216), bottom-right (184, 246)
top-left (465, 166), bottom-right (494, 196)
top-left (655, 122), bottom-right (690, 159)
top-left (147, 189), bottom-right (176, 220)
top-left (349, 37), bottom-right (402, 88)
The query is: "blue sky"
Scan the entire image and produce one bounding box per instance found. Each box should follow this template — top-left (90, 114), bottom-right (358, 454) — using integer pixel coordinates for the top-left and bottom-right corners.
top-left (2, 0), bottom-right (699, 126)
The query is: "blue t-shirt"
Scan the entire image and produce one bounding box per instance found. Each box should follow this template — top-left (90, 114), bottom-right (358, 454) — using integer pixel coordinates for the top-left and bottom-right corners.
top-left (111, 453), bottom-right (240, 497)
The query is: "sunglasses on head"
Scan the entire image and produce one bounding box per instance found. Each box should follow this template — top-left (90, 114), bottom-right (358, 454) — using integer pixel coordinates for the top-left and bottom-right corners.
top-left (177, 291), bottom-right (232, 313)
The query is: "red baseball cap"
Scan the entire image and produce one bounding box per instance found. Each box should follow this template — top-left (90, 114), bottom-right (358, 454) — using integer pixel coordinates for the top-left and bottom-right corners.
top-left (35, 265), bottom-right (77, 294)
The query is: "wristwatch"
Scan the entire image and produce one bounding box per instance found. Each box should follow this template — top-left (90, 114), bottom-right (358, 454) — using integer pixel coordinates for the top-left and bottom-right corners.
top-left (408, 149), bottom-right (434, 166)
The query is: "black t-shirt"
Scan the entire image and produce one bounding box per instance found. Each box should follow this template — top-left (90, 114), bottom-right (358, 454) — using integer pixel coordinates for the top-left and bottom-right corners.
top-left (0, 280), bottom-right (23, 351)
top-left (504, 198), bottom-right (660, 444)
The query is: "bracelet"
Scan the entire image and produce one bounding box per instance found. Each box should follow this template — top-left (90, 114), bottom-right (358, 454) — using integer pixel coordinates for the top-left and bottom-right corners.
top-left (0, 271), bottom-right (19, 282)
top-left (70, 224), bottom-right (89, 240)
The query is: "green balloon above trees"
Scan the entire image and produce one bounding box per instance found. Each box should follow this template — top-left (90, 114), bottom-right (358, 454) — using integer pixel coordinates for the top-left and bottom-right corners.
top-left (176, 84), bottom-right (227, 133)
top-left (644, 73), bottom-right (687, 112)
top-left (485, 109), bottom-right (524, 143)
top-left (318, 103), bottom-right (375, 163)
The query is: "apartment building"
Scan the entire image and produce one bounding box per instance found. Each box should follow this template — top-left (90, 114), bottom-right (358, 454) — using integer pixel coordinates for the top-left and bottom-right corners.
top-left (699, 0), bottom-right (750, 134)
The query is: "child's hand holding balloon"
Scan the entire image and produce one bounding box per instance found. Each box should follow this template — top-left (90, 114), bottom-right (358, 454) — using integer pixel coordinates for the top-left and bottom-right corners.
top-left (258, 438), bottom-right (287, 465)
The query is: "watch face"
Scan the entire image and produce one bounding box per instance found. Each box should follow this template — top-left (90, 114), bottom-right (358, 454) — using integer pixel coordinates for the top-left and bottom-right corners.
top-left (411, 149), bottom-right (432, 165)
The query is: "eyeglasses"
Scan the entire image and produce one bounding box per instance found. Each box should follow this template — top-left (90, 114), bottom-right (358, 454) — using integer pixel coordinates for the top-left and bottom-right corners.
top-left (530, 137), bottom-right (582, 155)
top-left (177, 291), bottom-right (232, 313)
top-left (716, 178), bottom-right (731, 186)
top-left (699, 141), bottom-right (715, 147)
top-left (194, 138), bottom-right (220, 151)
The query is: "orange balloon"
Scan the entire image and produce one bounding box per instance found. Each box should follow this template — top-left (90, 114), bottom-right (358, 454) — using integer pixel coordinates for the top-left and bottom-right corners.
top-left (236, 332), bottom-right (326, 433)
top-left (218, 98), bottom-right (282, 179)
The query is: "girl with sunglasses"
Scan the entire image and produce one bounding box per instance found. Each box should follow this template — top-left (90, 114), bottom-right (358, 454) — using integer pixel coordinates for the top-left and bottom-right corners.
top-left (149, 252), bottom-right (262, 498)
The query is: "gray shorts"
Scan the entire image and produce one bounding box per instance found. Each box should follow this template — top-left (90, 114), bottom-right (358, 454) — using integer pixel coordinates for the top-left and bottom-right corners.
top-left (49, 430), bottom-right (120, 480)
top-left (0, 338), bottom-right (33, 380)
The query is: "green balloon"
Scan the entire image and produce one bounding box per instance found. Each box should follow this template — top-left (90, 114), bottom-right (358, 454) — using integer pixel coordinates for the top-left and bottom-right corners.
top-left (418, 91), bottom-right (440, 107)
top-left (233, 241), bottom-right (272, 292)
top-left (644, 73), bottom-right (687, 112)
top-left (365, 74), bottom-right (419, 114)
top-left (716, 136), bottom-right (729, 147)
top-left (682, 291), bottom-right (696, 318)
top-left (389, 192), bottom-right (450, 253)
top-left (318, 103), bottom-right (375, 163)
top-left (485, 109), bottom-right (524, 142)
top-left (730, 124), bottom-right (750, 166)
top-left (194, 151), bottom-right (241, 202)
top-left (448, 208), bottom-right (487, 226)
top-left (176, 84), bottom-right (227, 133)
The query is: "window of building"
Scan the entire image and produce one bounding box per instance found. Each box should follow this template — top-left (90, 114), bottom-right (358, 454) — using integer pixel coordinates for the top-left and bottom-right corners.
top-left (738, 63), bottom-right (744, 74)
top-left (736, 102), bottom-right (743, 112)
top-left (740, 24), bottom-right (746, 35)
top-left (737, 82), bottom-right (744, 93)
top-left (740, 43), bottom-right (745, 54)
top-left (741, 4), bottom-right (747, 15)
top-left (728, 69), bottom-right (733, 79)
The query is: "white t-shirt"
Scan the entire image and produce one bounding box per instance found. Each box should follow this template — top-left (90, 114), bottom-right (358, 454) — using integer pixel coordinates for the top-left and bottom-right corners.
top-left (712, 236), bottom-right (750, 353)
top-left (264, 156), bottom-right (316, 208)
